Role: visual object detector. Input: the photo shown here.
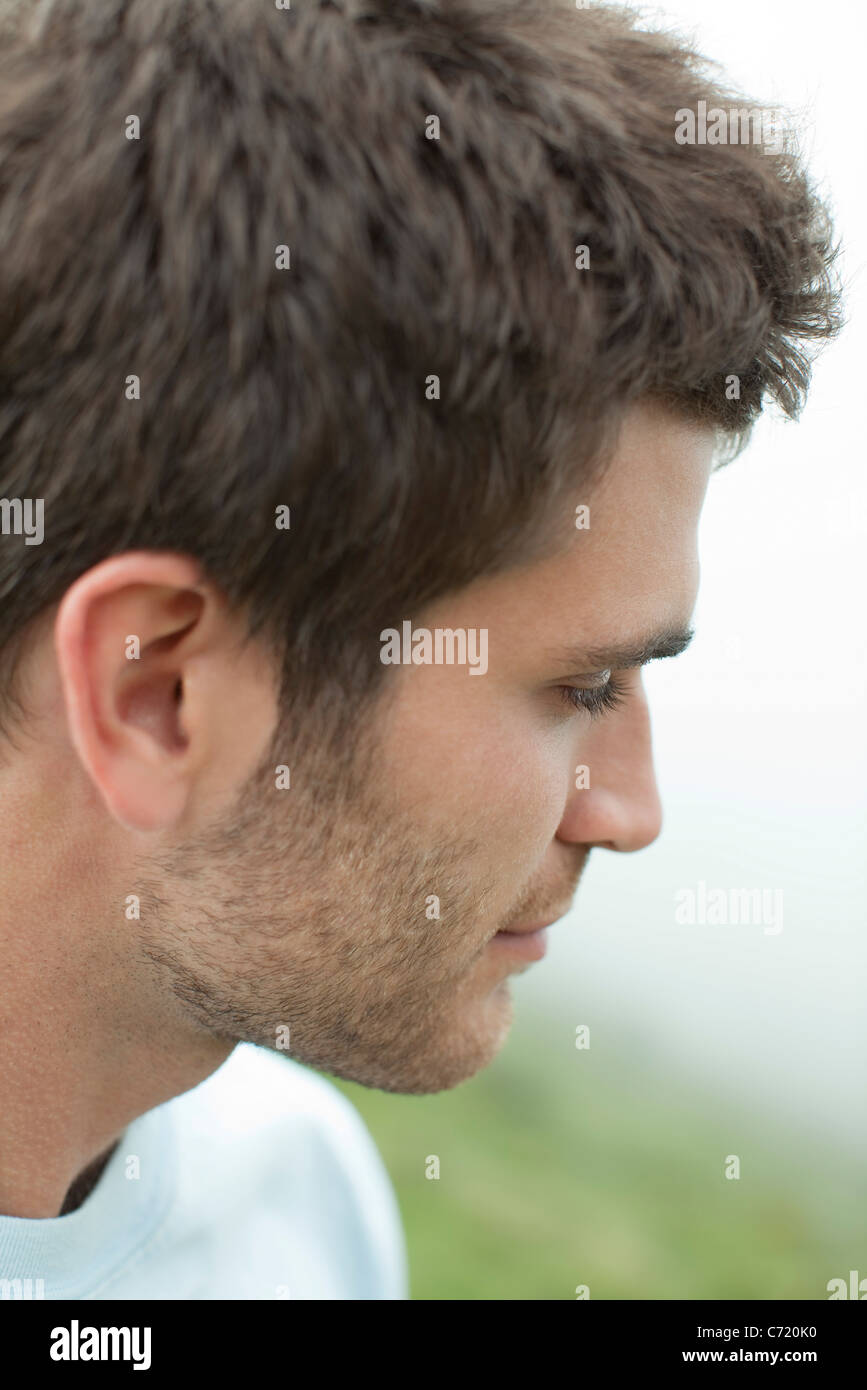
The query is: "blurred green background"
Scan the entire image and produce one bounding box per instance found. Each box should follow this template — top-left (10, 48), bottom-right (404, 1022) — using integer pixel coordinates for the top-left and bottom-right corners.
top-left (330, 1000), bottom-right (866, 1300)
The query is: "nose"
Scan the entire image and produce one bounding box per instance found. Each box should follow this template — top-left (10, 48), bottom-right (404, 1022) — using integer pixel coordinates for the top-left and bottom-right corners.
top-left (555, 675), bottom-right (663, 853)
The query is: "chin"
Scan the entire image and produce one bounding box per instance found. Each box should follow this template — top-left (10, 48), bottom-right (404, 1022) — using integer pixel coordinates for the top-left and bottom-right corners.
top-left (279, 975), bottom-right (515, 1095)
top-left (360, 981), bottom-right (515, 1096)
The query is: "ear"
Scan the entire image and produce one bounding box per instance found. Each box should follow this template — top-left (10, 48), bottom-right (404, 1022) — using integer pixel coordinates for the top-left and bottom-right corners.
top-left (54, 552), bottom-right (278, 832)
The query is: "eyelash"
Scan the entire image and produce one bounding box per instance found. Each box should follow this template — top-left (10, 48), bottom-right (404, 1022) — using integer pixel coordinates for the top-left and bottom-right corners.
top-left (559, 671), bottom-right (628, 720)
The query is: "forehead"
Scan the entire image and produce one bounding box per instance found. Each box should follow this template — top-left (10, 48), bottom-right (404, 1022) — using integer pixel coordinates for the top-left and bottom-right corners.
top-left (428, 400), bottom-right (716, 662)
top-left (558, 399), bottom-right (715, 607)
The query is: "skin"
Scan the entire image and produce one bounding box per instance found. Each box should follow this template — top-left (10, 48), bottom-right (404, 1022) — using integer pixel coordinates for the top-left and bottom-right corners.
top-left (0, 399), bottom-right (714, 1218)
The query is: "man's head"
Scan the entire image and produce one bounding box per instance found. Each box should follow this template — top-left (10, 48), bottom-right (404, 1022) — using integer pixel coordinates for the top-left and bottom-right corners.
top-left (0, 0), bottom-right (840, 1093)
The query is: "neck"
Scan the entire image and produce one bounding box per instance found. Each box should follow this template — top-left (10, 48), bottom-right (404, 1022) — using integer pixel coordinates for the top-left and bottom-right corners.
top-left (0, 907), bottom-right (231, 1218)
top-left (57, 1145), bottom-right (119, 1215)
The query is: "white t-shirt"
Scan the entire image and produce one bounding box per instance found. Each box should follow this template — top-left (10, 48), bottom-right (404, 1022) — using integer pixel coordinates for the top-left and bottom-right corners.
top-left (0, 1044), bottom-right (408, 1300)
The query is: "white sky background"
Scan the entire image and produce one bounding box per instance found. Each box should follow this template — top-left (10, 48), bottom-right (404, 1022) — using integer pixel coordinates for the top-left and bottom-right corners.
top-left (521, 0), bottom-right (867, 1146)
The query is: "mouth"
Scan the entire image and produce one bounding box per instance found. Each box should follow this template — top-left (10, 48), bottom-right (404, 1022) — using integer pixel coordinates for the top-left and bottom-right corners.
top-left (489, 920), bottom-right (555, 962)
top-left (486, 876), bottom-right (579, 967)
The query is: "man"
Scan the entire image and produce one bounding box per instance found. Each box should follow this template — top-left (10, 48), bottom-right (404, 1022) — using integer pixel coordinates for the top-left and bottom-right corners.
top-left (0, 0), bottom-right (839, 1299)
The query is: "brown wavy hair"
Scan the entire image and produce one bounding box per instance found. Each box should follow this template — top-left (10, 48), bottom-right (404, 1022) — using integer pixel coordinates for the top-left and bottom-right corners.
top-left (0, 0), bottom-right (842, 734)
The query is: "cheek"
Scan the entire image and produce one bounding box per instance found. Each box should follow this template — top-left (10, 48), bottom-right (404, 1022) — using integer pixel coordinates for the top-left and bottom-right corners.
top-left (390, 704), bottom-right (570, 864)
top-left (486, 737), bottom-right (573, 869)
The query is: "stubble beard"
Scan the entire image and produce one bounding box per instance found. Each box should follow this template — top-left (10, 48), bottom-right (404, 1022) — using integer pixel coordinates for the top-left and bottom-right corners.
top-left (135, 705), bottom-right (516, 1094)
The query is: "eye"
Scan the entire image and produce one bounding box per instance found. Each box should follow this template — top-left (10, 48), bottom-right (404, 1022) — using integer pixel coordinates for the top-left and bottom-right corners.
top-left (558, 671), bottom-right (628, 720)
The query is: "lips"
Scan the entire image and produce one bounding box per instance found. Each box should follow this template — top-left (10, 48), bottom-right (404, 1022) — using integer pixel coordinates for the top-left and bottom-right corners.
top-left (497, 919), bottom-right (557, 936)
top-left (489, 925), bottom-right (550, 962)
top-left (497, 899), bottom-right (573, 935)
top-left (489, 904), bottom-right (570, 963)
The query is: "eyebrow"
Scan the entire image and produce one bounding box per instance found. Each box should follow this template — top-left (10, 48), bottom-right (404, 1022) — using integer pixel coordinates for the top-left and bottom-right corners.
top-left (546, 625), bottom-right (696, 673)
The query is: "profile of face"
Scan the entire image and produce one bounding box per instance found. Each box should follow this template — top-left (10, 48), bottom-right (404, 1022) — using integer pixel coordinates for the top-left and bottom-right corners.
top-left (48, 401), bottom-right (715, 1095)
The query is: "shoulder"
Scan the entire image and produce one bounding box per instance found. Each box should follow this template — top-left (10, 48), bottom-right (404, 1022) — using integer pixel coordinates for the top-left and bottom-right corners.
top-left (190, 1040), bottom-right (374, 1135)
top-left (165, 1043), bottom-right (408, 1299)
